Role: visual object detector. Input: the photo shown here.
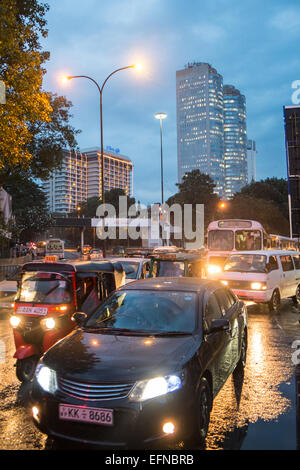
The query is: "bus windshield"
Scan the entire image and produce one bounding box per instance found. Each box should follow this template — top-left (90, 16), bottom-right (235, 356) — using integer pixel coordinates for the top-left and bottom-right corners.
top-left (224, 254), bottom-right (267, 273)
top-left (207, 230), bottom-right (234, 251)
top-left (17, 272), bottom-right (73, 304)
top-left (235, 230), bottom-right (262, 251)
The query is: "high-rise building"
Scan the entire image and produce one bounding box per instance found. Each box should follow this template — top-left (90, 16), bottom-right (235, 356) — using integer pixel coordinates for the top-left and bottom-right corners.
top-left (283, 105), bottom-right (300, 237)
top-left (45, 148), bottom-right (133, 214)
top-left (223, 85), bottom-right (248, 198)
top-left (45, 150), bottom-right (88, 214)
top-left (82, 148), bottom-right (133, 200)
top-left (247, 139), bottom-right (257, 183)
top-left (176, 62), bottom-right (225, 196)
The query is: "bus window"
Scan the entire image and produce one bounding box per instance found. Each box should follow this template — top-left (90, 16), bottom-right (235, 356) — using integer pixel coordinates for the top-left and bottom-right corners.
top-left (235, 230), bottom-right (262, 251)
top-left (207, 230), bottom-right (234, 251)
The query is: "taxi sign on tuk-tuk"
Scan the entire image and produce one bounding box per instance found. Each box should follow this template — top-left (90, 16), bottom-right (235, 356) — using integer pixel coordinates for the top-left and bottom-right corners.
top-left (44, 255), bottom-right (58, 262)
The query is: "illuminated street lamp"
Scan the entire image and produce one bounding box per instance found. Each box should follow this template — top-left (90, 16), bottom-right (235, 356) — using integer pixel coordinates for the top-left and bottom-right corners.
top-left (61, 64), bottom-right (142, 255)
top-left (61, 64), bottom-right (142, 205)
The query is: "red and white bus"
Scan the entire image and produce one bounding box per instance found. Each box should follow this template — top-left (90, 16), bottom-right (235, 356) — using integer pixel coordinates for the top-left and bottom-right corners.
top-left (206, 219), bottom-right (298, 274)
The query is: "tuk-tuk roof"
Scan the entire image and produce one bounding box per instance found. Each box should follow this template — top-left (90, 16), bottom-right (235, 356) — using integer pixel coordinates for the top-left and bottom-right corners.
top-left (22, 260), bottom-right (124, 274)
top-left (149, 252), bottom-right (205, 262)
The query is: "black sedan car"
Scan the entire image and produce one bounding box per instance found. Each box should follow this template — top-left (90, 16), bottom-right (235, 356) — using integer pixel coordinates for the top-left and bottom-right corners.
top-left (31, 278), bottom-right (247, 448)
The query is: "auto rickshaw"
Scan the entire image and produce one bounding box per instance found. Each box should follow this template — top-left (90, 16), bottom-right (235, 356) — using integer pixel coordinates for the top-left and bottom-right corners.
top-left (10, 258), bottom-right (125, 382)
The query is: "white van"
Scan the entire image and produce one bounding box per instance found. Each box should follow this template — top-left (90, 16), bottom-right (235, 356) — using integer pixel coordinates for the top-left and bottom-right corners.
top-left (216, 250), bottom-right (300, 311)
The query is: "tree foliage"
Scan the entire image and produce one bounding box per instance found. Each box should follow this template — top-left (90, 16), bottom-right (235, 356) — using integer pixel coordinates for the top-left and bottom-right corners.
top-left (4, 173), bottom-right (52, 240)
top-left (0, 0), bottom-right (79, 184)
top-left (166, 170), bottom-right (219, 227)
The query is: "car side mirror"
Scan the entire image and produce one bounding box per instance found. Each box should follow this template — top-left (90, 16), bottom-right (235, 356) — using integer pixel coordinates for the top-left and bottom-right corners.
top-left (206, 318), bottom-right (230, 334)
top-left (72, 311), bottom-right (87, 325)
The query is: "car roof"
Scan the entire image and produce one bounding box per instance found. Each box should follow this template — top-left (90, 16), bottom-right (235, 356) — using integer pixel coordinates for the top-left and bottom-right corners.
top-left (227, 250), bottom-right (299, 256)
top-left (106, 257), bottom-right (149, 263)
top-left (119, 276), bottom-right (220, 293)
top-left (22, 260), bottom-right (124, 274)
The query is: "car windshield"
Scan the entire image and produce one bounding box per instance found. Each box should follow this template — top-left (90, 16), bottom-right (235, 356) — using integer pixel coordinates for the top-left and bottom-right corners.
top-left (155, 261), bottom-right (185, 277)
top-left (17, 272), bottom-right (73, 304)
top-left (224, 254), bottom-right (267, 273)
top-left (120, 262), bottom-right (139, 280)
top-left (85, 290), bottom-right (197, 334)
top-left (207, 230), bottom-right (234, 251)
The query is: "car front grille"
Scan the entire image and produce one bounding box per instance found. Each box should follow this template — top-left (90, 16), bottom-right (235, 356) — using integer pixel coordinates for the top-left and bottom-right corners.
top-left (224, 280), bottom-right (252, 289)
top-left (58, 377), bottom-right (135, 401)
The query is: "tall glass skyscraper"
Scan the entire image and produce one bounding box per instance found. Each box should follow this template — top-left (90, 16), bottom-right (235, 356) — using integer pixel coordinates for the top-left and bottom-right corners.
top-left (176, 62), bottom-right (225, 197)
top-left (223, 85), bottom-right (248, 198)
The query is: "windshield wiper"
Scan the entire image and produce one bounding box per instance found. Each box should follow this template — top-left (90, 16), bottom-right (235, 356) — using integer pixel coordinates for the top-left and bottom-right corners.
top-left (84, 327), bottom-right (152, 335)
top-left (150, 331), bottom-right (192, 337)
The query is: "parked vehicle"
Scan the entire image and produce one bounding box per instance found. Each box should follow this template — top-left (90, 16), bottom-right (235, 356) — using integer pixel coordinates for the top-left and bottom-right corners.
top-left (10, 260), bottom-right (125, 382)
top-left (30, 277), bottom-right (247, 448)
top-left (45, 239), bottom-right (64, 260)
top-left (216, 250), bottom-right (300, 311)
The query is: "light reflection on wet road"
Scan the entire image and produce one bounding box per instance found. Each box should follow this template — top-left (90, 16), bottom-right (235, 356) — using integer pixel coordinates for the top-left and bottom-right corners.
top-left (0, 300), bottom-right (300, 450)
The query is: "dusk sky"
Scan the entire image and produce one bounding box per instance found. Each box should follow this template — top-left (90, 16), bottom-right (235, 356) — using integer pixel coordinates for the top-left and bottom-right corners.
top-left (42, 0), bottom-right (300, 204)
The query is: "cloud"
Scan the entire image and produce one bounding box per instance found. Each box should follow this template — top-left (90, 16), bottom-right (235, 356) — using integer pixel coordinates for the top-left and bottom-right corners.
top-left (270, 8), bottom-right (300, 35)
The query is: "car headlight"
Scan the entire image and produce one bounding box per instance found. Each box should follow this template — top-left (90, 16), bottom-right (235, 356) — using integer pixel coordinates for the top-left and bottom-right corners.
top-left (129, 374), bottom-right (182, 402)
top-left (251, 282), bottom-right (267, 290)
top-left (35, 364), bottom-right (58, 393)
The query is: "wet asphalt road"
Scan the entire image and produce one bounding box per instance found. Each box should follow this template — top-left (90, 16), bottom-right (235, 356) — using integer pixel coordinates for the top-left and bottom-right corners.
top-left (1, 254), bottom-right (300, 450)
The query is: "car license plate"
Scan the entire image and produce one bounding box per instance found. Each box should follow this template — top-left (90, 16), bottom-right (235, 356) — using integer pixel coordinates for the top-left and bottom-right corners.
top-left (16, 306), bottom-right (48, 315)
top-left (59, 404), bottom-right (113, 426)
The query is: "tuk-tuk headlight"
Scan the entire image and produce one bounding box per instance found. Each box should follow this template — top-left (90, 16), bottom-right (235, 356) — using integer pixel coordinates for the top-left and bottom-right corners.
top-left (41, 317), bottom-right (56, 330)
top-left (207, 264), bottom-right (222, 275)
top-left (10, 315), bottom-right (21, 328)
top-left (35, 365), bottom-right (58, 393)
top-left (129, 375), bottom-right (182, 402)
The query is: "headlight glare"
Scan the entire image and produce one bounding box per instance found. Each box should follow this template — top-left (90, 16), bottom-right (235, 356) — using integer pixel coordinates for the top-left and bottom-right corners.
top-left (207, 264), bottom-right (221, 275)
top-left (35, 365), bottom-right (58, 393)
top-left (10, 315), bottom-right (21, 328)
top-left (129, 374), bottom-right (182, 402)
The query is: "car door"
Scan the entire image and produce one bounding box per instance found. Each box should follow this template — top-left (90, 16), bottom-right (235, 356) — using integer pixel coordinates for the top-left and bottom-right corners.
top-left (279, 255), bottom-right (295, 297)
top-left (201, 290), bottom-right (230, 395)
top-left (215, 288), bottom-right (240, 374)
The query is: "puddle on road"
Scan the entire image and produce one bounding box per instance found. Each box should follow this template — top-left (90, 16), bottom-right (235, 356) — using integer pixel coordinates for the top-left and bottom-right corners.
top-left (205, 305), bottom-right (299, 450)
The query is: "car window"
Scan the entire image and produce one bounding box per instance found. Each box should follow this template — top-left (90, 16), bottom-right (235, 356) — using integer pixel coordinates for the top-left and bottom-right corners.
top-left (268, 255), bottom-right (279, 271)
top-left (293, 255), bottom-right (300, 270)
top-left (280, 255), bottom-right (294, 272)
top-left (204, 293), bottom-right (223, 330)
top-left (215, 288), bottom-right (235, 315)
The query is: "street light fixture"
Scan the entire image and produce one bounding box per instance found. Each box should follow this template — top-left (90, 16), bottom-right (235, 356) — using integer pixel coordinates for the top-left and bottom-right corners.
top-left (154, 112), bottom-right (167, 206)
top-left (61, 63), bottom-right (142, 255)
top-left (155, 112), bottom-right (167, 246)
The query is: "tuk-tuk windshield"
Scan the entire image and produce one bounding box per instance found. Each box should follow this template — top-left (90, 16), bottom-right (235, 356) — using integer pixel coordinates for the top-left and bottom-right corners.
top-left (17, 272), bottom-right (73, 304)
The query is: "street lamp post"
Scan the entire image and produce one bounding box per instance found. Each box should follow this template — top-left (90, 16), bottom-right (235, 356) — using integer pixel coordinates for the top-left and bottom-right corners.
top-left (154, 112), bottom-right (167, 245)
top-left (62, 64), bottom-right (141, 255)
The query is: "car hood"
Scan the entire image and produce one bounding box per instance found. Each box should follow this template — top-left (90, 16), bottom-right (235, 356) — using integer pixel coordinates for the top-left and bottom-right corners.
top-left (44, 328), bottom-right (200, 382)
